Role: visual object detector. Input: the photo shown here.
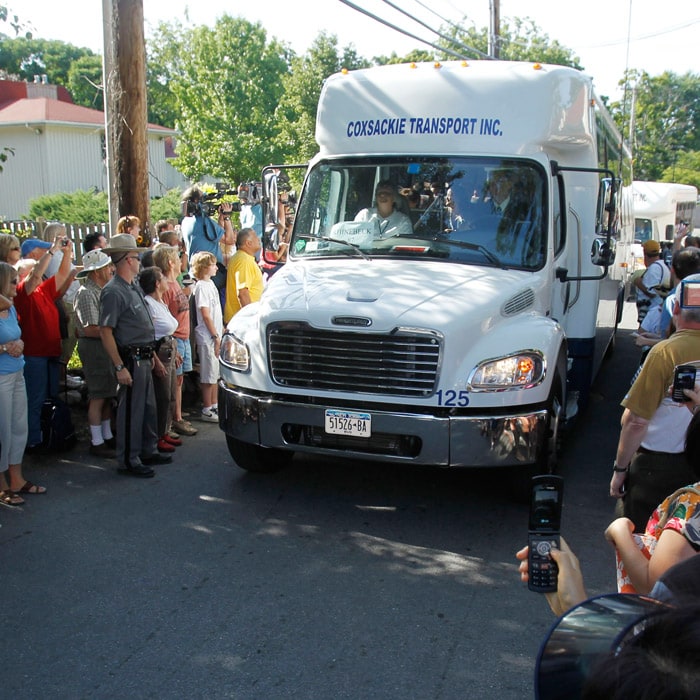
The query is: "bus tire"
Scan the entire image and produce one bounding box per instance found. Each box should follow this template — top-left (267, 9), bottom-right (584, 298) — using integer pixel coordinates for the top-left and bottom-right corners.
top-left (509, 375), bottom-right (564, 501)
top-left (226, 436), bottom-right (293, 473)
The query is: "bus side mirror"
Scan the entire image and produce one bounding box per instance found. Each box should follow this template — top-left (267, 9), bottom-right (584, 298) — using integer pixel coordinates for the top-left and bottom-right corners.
top-left (591, 237), bottom-right (614, 267)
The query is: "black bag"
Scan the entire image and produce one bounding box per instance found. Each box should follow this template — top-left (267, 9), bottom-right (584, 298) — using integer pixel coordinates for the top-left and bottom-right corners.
top-left (41, 396), bottom-right (77, 452)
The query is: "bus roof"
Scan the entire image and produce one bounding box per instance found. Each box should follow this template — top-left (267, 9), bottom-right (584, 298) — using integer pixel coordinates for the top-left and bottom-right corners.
top-left (316, 60), bottom-right (597, 161)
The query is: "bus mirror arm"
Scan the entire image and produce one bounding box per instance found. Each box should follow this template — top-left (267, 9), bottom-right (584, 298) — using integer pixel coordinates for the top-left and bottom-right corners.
top-left (551, 162), bottom-right (616, 282)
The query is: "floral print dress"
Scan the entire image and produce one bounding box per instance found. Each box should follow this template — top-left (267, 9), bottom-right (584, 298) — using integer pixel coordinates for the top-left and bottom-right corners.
top-left (616, 482), bottom-right (700, 593)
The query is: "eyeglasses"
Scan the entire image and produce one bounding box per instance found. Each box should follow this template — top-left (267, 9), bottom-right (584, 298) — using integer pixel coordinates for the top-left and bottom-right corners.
top-left (127, 255), bottom-right (140, 262)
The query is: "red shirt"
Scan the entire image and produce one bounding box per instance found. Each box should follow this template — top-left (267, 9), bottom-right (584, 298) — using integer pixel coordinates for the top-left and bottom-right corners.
top-left (162, 279), bottom-right (190, 340)
top-left (15, 276), bottom-right (62, 357)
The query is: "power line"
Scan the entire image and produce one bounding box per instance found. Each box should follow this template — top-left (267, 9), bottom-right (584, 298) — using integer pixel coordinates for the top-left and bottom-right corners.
top-left (336, 0), bottom-right (470, 60)
top-left (377, 0), bottom-right (490, 59)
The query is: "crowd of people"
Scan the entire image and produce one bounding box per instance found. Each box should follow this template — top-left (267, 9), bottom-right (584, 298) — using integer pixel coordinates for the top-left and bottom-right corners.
top-left (517, 261), bottom-right (700, 697)
top-left (0, 181), bottom-right (294, 495)
top-left (2, 181), bottom-right (700, 692)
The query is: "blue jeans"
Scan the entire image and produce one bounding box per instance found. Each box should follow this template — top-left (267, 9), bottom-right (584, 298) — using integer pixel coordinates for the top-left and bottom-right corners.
top-left (23, 355), bottom-right (61, 447)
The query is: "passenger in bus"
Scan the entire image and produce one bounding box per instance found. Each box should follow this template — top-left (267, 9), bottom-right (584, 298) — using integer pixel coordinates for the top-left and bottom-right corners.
top-left (354, 181), bottom-right (413, 239)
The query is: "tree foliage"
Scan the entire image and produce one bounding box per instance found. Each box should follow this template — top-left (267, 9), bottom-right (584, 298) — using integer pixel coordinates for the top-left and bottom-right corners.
top-left (166, 16), bottom-right (289, 184)
top-left (67, 54), bottom-right (104, 111)
top-left (612, 70), bottom-right (700, 182)
top-left (274, 33), bottom-right (369, 163)
top-left (145, 20), bottom-right (185, 128)
top-left (0, 37), bottom-right (94, 86)
top-left (432, 17), bottom-right (583, 69)
top-left (0, 4), bottom-right (32, 40)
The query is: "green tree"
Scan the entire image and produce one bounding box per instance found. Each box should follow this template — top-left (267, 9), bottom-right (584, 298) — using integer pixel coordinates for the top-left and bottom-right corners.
top-left (1, 5), bottom-right (31, 172)
top-left (432, 17), bottom-right (583, 70)
top-left (614, 70), bottom-right (700, 181)
top-left (0, 37), bottom-right (94, 86)
top-left (145, 20), bottom-right (186, 128)
top-left (168, 16), bottom-right (289, 183)
top-left (660, 150), bottom-right (700, 190)
top-left (67, 54), bottom-right (103, 110)
top-left (0, 4), bottom-right (32, 40)
top-left (274, 32), bottom-right (369, 163)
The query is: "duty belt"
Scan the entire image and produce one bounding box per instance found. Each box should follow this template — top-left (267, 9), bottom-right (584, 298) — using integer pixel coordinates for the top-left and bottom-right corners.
top-left (120, 344), bottom-right (155, 361)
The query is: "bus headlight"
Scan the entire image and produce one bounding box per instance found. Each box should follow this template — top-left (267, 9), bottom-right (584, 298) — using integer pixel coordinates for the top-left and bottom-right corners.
top-left (468, 352), bottom-right (545, 391)
top-left (220, 332), bottom-right (250, 372)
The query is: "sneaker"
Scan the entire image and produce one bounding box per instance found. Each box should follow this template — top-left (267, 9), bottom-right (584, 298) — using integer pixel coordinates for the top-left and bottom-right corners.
top-left (157, 438), bottom-right (176, 453)
top-left (172, 419), bottom-right (198, 436)
top-left (200, 408), bottom-right (219, 423)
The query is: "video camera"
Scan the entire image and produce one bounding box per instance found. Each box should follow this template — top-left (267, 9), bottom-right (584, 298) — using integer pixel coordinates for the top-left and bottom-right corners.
top-left (186, 182), bottom-right (240, 217)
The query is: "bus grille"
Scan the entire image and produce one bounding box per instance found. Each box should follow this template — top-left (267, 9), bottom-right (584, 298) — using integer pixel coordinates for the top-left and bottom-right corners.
top-left (267, 322), bottom-right (441, 397)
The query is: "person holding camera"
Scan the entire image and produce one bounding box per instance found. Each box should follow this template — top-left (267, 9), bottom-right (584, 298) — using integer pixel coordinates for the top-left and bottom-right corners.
top-left (610, 273), bottom-right (700, 532)
top-left (180, 185), bottom-right (236, 291)
top-left (14, 232), bottom-right (75, 455)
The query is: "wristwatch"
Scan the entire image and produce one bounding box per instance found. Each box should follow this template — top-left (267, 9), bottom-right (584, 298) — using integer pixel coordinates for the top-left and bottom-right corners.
top-left (612, 461), bottom-right (629, 473)
top-left (114, 363), bottom-right (125, 371)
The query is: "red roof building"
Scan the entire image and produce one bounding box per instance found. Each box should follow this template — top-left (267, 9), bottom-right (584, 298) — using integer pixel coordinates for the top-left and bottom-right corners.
top-left (0, 79), bottom-right (185, 220)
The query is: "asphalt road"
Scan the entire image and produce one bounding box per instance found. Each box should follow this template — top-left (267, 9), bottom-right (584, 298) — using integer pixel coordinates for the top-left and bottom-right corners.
top-left (1, 303), bottom-right (640, 699)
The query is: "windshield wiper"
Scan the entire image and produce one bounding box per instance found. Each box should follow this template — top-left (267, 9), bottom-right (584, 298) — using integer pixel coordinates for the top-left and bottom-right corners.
top-left (442, 238), bottom-right (506, 268)
top-left (300, 233), bottom-right (372, 260)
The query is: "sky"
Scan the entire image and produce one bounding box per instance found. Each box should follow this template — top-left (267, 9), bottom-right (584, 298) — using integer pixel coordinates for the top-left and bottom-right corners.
top-left (9, 0), bottom-right (700, 100)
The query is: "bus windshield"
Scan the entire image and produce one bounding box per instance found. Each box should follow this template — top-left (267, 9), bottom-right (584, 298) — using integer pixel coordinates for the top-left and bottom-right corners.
top-left (289, 156), bottom-right (548, 271)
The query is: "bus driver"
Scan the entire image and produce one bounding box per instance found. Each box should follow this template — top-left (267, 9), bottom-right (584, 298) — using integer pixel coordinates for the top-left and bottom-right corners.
top-left (354, 181), bottom-right (413, 239)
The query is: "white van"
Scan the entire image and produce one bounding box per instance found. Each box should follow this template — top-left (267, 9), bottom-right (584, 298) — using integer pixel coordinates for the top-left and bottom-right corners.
top-left (218, 60), bottom-right (629, 484)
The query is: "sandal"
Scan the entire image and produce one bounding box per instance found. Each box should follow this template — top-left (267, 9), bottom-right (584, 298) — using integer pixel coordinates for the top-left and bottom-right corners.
top-left (11, 480), bottom-right (46, 495)
top-left (0, 489), bottom-right (24, 507)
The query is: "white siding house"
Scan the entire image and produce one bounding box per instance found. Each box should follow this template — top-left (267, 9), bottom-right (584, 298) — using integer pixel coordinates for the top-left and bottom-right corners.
top-left (0, 79), bottom-right (188, 221)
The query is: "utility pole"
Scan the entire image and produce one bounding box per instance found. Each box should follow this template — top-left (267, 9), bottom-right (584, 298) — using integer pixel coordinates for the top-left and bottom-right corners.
top-left (102, 0), bottom-right (151, 243)
top-left (488, 0), bottom-right (500, 59)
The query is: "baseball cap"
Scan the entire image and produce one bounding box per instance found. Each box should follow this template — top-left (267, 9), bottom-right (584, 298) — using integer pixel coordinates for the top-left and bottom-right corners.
top-left (21, 238), bottom-right (52, 257)
top-left (535, 593), bottom-right (669, 699)
top-left (642, 240), bottom-right (661, 255)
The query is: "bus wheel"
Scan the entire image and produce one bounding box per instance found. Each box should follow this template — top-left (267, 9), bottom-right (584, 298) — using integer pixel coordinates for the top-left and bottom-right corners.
top-left (509, 377), bottom-right (563, 501)
top-left (225, 436), bottom-right (293, 473)
top-left (538, 379), bottom-right (564, 475)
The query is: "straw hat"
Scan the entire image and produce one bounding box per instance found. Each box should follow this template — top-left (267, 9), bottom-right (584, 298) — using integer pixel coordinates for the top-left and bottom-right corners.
top-left (103, 233), bottom-right (149, 255)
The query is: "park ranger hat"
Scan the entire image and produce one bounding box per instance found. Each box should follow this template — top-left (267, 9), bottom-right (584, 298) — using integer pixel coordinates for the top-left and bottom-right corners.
top-left (104, 233), bottom-right (149, 255)
top-left (76, 249), bottom-right (112, 278)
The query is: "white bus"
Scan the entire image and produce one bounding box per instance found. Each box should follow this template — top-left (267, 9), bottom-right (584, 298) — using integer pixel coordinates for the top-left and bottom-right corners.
top-left (218, 61), bottom-right (631, 488)
top-left (633, 180), bottom-right (697, 243)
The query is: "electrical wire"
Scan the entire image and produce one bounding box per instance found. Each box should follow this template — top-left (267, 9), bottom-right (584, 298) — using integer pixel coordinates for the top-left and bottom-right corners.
top-left (377, 0), bottom-right (491, 59)
top-left (336, 0), bottom-right (470, 59)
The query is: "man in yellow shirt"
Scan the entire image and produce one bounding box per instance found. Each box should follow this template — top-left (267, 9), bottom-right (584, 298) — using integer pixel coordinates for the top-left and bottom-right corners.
top-left (224, 228), bottom-right (264, 323)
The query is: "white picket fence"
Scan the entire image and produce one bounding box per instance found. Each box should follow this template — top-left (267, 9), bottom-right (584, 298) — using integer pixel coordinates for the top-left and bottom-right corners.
top-left (2, 221), bottom-right (109, 264)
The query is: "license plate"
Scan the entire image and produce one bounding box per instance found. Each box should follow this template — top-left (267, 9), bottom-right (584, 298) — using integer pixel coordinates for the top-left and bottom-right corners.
top-left (324, 409), bottom-right (372, 437)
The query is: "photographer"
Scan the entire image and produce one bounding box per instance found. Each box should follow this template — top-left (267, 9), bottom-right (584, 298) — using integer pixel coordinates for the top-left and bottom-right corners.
top-left (180, 185), bottom-right (236, 290)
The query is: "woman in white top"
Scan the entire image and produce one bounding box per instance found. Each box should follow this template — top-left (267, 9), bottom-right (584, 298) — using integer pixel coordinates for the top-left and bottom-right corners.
top-left (139, 266), bottom-right (180, 453)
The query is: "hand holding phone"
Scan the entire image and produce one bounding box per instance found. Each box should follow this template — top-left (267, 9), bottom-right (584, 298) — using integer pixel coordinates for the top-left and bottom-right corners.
top-left (527, 475), bottom-right (564, 593)
top-left (672, 365), bottom-right (697, 403)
